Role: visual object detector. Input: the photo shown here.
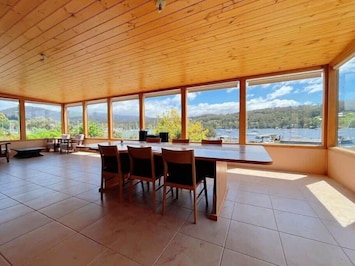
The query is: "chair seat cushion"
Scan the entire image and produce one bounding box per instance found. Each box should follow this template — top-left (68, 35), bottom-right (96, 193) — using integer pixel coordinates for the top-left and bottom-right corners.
top-left (166, 162), bottom-right (194, 186)
top-left (103, 156), bottom-right (118, 173)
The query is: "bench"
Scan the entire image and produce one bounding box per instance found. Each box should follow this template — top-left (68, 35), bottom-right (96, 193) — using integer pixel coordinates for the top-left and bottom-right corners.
top-left (13, 147), bottom-right (45, 159)
top-left (0, 142), bottom-right (10, 162)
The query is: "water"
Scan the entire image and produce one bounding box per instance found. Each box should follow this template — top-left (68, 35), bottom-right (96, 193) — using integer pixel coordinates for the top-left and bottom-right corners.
top-left (216, 128), bottom-right (355, 146)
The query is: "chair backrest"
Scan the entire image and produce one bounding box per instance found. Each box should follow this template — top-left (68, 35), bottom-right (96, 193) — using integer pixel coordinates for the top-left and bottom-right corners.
top-left (172, 138), bottom-right (190, 144)
top-left (162, 148), bottom-right (196, 187)
top-left (74, 134), bottom-right (85, 145)
top-left (98, 145), bottom-right (121, 175)
top-left (201, 139), bottom-right (222, 145)
top-left (146, 137), bottom-right (161, 143)
top-left (127, 146), bottom-right (155, 178)
top-left (61, 134), bottom-right (71, 139)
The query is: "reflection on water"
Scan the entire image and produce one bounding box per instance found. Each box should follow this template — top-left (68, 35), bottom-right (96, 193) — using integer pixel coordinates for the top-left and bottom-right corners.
top-left (216, 128), bottom-right (355, 147)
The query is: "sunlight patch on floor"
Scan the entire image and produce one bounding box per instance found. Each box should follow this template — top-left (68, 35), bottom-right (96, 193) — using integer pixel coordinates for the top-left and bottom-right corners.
top-left (307, 181), bottom-right (355, 227)
top-left (227, 167), bottom-right (307, 181)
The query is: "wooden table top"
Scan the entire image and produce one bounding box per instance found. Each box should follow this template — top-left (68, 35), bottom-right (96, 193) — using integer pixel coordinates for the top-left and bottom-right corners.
top-left (88, 141), bottom-right (273, 165)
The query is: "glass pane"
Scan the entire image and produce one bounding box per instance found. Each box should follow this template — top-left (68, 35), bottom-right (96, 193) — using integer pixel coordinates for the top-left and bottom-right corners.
top-left (87, 101), bottom-right (108, 138)
top-left (187, 83), bottom-right (240, 142)
top-left (25, 102), bottom-right (62, 139)
top-left (144, 93), bottom-right (181, 140)
top-left (246, 71), bottom-right (323, 145)
top-left (67, 105), bottom-right (83, 136)
top-left (0, 98), bottom-right (20, 141)
top-left (112, 98), bottom-right (139, 140)
top-left (338, 57), bottom-right (355, 149)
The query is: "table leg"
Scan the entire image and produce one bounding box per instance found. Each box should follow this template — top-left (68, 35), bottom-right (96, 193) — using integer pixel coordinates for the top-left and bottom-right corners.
top-left (209, 161), bottom-right (228, 221)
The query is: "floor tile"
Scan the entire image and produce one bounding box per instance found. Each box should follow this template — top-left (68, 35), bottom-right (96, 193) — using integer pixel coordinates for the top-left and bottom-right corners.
top-left (275, 210), bottom-right (337, 244)
top-left (28, 233), bottom-right (106, 266)
top-left (271, 196), bottom-right (317, 217)
top-left (226, 220), bottom-right (285, 265)
top-left (280, 232), bottom-right (352, 266)
top-left (88, 249), bottom-right (141, 266)
top-left (232, 203), bottom-right (277, 230)
top-left (323, 220), bottom-right (355, 249)
top-left (156, 233), bottom-right (223, 266)
top-left (0, 197), bottom-right (19, 210)
top-left (343, 248), bottom-right (355, 265)
top-left (57, 203), bottom-right (106, 231)
top-left (0, 204), bottom-right (34, 224)
top-left (109, 219), bottom-right (177, 266)
top-left (221, 249), bottom-right (275, 266)
top-left (180, 212), bottom-right (230, 246)
top-left (235, 191), bottom-right (273, 208)
top-left (0, 221), bottom-right (75, 265)
top-left (39, 197), bottom-right (89, 219)
top-left (0, 211), bottom-right (52, 245)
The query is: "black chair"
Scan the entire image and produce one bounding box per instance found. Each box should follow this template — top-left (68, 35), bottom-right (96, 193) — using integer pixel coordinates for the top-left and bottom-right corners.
top-left (161, 148), bottom-right (208, 224)
top-left (0, 142), bottom-right (10, 163)
top-left (98, 145), bottom-right (128, 200)
top-left (196, 139), bottom-right (223, 185)
top-left (127, 146), bottom-right (163, 213)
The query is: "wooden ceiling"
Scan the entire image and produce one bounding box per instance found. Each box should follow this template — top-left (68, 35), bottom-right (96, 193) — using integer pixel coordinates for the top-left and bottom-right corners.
top-left (0, 0), bottom-right (354, 104)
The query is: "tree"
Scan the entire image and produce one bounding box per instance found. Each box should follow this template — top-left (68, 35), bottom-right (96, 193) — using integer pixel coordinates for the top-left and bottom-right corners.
top-left (154, 109), bottom-right (182, 139)
top-left (0, 113), bottom-right (10, 129)
top-left (88, 121), bottom-right (104, 137)
top-left (153, 109), bottom-right (210, 141)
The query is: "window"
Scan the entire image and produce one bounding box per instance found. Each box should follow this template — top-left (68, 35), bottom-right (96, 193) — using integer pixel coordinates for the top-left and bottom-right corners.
top-left (187, 82), bottom-right (239, 142)
top-left (25, 101), bottom-right (62, 139)
top-left (87, 100), bottom-right (108, 138)
top-left (246, 70), bottom-right (324, 145)
top-left (66, 104), bottom-right (83, 136)
top-left (144, 90), bottom-right (181, 140)
top-left (337, 57), bottom-right (355, 149)
top-left (0, 98), bottom-right (20, 141)
top-left (112, 96), bottom-right (139, 140)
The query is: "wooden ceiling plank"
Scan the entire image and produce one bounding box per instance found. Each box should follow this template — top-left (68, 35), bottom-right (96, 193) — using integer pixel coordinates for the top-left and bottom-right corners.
top-left (0, 0), bottom-right (69, 51)
top-left (0, 0), bottom-right (19, 19)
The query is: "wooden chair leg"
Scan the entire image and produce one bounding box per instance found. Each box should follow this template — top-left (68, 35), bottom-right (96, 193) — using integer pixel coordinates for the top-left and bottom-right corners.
top-left (162, 184), bottom-right (167, 215)
top-left (152, 181), bottom-right (156, 213)
top-left (100, 178), bottom-right (104, 200)
top-left (204, 178), bottom-right (208, 207)
top-left (193, 190), bottom-right (197, 224)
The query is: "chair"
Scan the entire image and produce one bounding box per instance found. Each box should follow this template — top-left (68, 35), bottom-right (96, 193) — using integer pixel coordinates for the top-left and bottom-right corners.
top-left (196, 139), bottom-right (222, 181)
top-left (98, 145), bottom-right (128, 200)
top-left (59, 134), bottom-right (71, 153)
top-left (127, 146), bottom-right (163, 213)
top-left (161, 148), bottom-right (208, 224)
top-left (0, 142), bottom-right (10, 163)
top-left (172, 138), bottom-right (190, 144)
top-left (146, 137), bottom-right (161, 143)
top-left (70, 134), bottom-right (85, 151)
top-left (201, 139), bottom-right (222, 145)
top-left (46, 138), bottom-right (59, 152)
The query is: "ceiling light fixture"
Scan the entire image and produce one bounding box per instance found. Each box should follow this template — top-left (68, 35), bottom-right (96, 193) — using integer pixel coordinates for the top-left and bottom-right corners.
top-left (39, 53), bottom-right (46, 62)
top-left (156, 0), bottom-right (166, 13)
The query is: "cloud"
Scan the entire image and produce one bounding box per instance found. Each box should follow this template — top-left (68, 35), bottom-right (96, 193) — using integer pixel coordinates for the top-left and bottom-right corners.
top-left (144, 95), bottom-right (181, 117)
top-left (246, 97), bottom-right (299, 111)
top-left (227, 87), bottom-right (239, 93)
top-left (188, 101), bottom-right (239, 116)
top-left (187, 92), bottom-right (198, 101)
top-left (267, 85), bottom-right (293, 100)
top-left (340, 57), bottom-right (355, 73)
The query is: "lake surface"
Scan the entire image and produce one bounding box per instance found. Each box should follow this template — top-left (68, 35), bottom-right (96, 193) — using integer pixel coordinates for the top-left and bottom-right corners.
top-left (216, 128), bottom-right (355, 147)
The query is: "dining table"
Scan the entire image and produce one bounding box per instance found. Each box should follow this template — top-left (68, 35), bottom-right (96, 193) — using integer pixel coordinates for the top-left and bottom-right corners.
top-left (89, 141), bottom-right (273, 221)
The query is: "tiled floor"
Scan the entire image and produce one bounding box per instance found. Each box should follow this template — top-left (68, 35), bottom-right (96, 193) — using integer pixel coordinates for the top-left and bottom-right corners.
top-left (0, 151), bottom-right (354, 266)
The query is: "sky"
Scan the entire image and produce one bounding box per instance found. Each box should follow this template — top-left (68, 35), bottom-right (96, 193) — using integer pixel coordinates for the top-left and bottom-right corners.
top-left (1, 58), bottom-right (354, 116)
